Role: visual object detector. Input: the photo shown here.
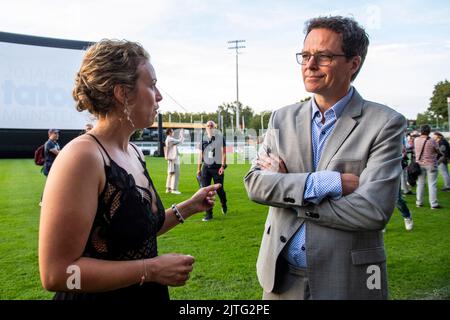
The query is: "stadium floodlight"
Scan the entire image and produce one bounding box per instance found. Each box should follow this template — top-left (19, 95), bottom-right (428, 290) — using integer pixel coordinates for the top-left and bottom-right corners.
top-left (227, 40), bottom-right (246, 131)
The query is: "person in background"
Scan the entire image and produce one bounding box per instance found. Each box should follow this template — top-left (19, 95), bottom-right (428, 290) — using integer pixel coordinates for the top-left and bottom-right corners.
top-left (165, 128), bottom-right (184, 194)
top-left (414, 125), bottom-right (441, 209)
top-left (43, 129), bottom-right (61, 177)
top-left (432, 131), bottom-right (450, 191)
top-left (197, 120), bottom-right (228, 221)
top-left (85, 123), bottom-right (93, 133)
top-left (396, 188), bottom-right (414, 231)
top-left (39, 39), bottom-right (220, 301)
top-left (401, 130), bottom-right (413, 195)
top-left (79, 123), bottom-right (94, 136)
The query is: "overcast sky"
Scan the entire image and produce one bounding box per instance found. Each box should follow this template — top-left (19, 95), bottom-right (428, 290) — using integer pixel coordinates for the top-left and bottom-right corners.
top-left (1, 0), bottom-right (449, 119)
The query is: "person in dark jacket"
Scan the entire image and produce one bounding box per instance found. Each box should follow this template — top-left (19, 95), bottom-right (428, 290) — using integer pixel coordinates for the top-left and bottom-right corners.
top-left (432, 131), bottom-right (450, 191)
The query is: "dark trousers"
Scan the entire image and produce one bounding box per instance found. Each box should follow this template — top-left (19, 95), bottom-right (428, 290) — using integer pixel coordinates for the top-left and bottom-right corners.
top-left (396, 187), bottom-right (411, 219)
top-left (201, 165), bottom-right (227, 215)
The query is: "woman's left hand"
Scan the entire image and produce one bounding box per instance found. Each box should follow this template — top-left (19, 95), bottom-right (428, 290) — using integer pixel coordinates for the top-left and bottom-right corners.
top-left (189, 183), bottom-right (221, 213)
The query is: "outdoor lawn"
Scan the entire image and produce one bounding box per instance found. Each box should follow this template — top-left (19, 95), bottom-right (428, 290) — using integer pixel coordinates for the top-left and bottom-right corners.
top-left (0, 156), bottom-right (449, 299)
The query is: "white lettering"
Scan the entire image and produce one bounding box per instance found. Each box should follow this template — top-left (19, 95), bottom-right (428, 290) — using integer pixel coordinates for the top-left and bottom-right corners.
top-left (366, 265), bottom-right (381, 290)
top-left (66, 265), bottom-right (81, 290)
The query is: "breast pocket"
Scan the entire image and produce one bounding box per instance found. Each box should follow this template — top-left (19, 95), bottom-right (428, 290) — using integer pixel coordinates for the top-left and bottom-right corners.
top-left (328, 159), bottom-right (362, 176)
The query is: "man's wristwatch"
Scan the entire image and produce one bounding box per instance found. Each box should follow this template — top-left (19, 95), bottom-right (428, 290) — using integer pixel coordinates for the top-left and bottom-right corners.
top-left (221, 164), bottom-right (227, 169)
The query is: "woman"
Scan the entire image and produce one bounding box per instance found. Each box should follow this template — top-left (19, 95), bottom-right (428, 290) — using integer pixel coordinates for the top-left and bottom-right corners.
top-left (165, 128), bottom-right (183, 194)
top-left (39, 39), bottom-right (220, 301)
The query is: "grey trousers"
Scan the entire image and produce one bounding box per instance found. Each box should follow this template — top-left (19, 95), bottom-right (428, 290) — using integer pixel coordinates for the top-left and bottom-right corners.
top-left (416, 165), bottom-right (438, 207)
top-left (263, 259), bottom-right (311, 300)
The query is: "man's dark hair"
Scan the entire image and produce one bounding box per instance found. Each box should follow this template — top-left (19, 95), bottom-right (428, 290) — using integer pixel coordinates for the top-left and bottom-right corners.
top-left (304, 16), bottom-right (369, 81)
top-left (166, 128), bottom-right (173, 135)
top-left (420, 124), bottom-right (431, 136)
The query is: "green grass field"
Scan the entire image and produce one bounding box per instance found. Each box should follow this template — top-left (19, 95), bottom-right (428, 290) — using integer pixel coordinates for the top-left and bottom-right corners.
top-left (0, 157), bottom-right (449, 300)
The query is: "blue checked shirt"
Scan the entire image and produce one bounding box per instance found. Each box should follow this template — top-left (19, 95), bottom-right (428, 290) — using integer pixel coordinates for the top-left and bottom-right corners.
top-left (282, 87), bottom-right (354, 267)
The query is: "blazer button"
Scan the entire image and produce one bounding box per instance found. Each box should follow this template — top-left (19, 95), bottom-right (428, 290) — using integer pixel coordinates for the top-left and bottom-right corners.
top-left (306, 211), bottom-right (319, 219)
top-left (283, 197), bottom-right (295, 203)
top-left (280, 236), bottom-right (287, 243)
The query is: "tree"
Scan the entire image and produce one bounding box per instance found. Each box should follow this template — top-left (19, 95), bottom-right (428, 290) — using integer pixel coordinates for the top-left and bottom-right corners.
top-left (249, 111), bottom-right (272, 131)
top-left (131, 129), bottom-right (143, 141)
top-left (429, 80), bottom-right (450, 123)
top-left (416, 111), bottom-right (434, 126)
top-left (300, 96), bottom-right (312, 103)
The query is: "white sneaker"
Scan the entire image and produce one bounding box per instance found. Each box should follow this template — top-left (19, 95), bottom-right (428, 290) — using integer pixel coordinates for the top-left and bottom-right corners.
top-left (171, 190), bottom-right (181, 195)
top-left (404, 218), bottom-right (414, 231)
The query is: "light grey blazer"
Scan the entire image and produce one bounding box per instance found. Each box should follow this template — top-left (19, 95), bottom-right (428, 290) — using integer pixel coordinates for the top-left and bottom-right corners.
top-left (244, 89), bottom-right (406, 300)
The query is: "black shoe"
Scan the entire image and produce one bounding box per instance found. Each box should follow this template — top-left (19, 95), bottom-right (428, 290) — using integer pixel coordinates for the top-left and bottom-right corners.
top-left (441, 187), bottom-right (450, 192)
top-left (202, 214), bottom-right (213, 221)
top-left (431, 205), bottom-right (442, 209)
top-left (222, 205), bottom-right (228, 215)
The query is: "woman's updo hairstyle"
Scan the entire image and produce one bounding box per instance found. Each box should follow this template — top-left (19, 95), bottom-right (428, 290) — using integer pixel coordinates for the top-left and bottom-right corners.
top-left (73, 39), bottom-right (149, 116)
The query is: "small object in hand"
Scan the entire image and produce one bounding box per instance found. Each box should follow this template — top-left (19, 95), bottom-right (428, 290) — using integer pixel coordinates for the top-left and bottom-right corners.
top-left (196, 174), bottom-right (203, 188)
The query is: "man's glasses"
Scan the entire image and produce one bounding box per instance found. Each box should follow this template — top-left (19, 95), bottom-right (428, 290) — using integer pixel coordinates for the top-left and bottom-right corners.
top-left (296, 52), bottom-right (347, 66)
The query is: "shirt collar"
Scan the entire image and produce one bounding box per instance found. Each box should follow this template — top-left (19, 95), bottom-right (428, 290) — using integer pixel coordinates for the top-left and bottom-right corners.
top-left (311, 86), bottom-right (354, 120)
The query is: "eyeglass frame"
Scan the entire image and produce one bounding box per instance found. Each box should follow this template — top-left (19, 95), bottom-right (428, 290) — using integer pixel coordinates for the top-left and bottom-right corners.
top-left (296, 51), bottom-right (348, 66)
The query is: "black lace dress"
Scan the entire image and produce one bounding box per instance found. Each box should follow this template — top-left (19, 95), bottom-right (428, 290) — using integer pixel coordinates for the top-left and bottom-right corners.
top-left (54, 134), bottom-right (168, 301)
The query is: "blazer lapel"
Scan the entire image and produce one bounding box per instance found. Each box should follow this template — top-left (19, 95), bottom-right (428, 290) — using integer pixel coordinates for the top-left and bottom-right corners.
top-left (294, 101), bottom-right (313, 173)
top-left (316, 90), bottom-right (364, 171)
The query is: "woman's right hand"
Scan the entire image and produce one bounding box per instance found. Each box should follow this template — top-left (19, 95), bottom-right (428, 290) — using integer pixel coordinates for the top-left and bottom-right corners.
top-left (147, 253), bottom-right (195, 286)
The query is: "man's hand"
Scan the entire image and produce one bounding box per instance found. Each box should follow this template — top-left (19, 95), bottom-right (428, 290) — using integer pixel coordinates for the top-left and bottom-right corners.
top-left (341, 173), bottom-right (359, 196)
top-left (218, 166), bottom-right (225, 175)
top-left (257, 154), bottom-right (288, 173)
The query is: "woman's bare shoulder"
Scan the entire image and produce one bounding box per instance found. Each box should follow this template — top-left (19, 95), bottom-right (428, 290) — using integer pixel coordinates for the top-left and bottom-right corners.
top-left (55, 135), bottom-right (104, 170)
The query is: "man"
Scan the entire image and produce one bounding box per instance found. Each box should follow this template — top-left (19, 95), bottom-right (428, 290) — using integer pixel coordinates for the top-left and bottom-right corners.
top-left (84, 123), bottom-right (93, 133)
top-left (414, 125), bottom-right (441, 209)
top-left (244, 16), bottom-right (405, 299)
top-left (79, 123), bottom-right (93, 136)
top-left (197, 120), bottom-right (227, 221)
top-left (432, 131), bottom-right (450, 191)
top-left (43, 129), bottom-right (61, 177)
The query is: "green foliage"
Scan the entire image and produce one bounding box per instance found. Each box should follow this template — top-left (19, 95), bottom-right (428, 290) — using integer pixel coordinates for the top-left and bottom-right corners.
top-left (416, 111), bottom-right (435, 126)
top-left (416, 79), bottom-right (450, 125)
top-left (131, 129), bottom-right (143, 141)
top-left (300, 96), bottom-right (312, 103)
top-left (0, 159), bottom-right (449, 299)
top-left (429, 80), bottom-right (450, 122)
top-left (159, 102), bottom-right (272, 131)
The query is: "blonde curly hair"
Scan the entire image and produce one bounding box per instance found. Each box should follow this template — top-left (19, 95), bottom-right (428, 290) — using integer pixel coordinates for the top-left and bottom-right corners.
top-left (73, 39), bottom-right (149, 116)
